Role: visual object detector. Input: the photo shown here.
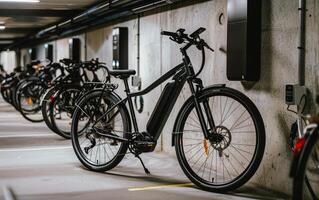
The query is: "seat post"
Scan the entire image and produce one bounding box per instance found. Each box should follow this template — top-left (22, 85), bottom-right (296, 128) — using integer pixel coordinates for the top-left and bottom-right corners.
top-left (123, 78), bottom-right (131, 94)
top-left (123, 78), bottom-right (139, 132)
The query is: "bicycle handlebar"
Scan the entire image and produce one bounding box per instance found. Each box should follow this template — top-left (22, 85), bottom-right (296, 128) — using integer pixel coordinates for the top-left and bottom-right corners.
top-left (81, 59), bottom-right (109, 72)
top-left (59, 58), bottom-right (74, 66)
top-left (161, 31), bottom-right (179, 38)
top-left (190, 27), bottom-right (206, 38)
top-left (161, 27), bottom-right (214, 78)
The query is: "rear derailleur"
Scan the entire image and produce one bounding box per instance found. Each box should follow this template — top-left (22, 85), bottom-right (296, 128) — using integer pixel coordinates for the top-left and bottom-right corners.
top-left (83, 127), bottom-right (118, 154)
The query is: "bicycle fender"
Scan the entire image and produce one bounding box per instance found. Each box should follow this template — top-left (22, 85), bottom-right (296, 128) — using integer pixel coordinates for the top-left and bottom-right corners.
top-left (200, 84), bottom-right (226, 94)
top-left (171, 84), bottom-right (226, 146)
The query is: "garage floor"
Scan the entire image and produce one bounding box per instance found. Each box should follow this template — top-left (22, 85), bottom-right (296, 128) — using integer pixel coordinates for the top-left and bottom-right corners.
top-left (0, 100), bottom-right (288, 200)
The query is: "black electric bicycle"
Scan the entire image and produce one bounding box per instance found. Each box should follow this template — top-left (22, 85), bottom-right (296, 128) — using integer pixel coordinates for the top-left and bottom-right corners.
top-left (292, 121), bottom-right (319, 200)
top-left (71, 28), bottom-right (265, 192)
top-left (290, 96), bottom-right (319, 200)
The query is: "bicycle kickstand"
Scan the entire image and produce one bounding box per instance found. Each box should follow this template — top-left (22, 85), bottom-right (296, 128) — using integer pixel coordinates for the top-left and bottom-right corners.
top-left (136, 154), bottom-right (150, 174)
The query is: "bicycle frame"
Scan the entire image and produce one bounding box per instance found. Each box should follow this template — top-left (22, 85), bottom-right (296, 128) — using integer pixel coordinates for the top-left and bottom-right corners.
top-left (92, 44), bottom-right (215, 144)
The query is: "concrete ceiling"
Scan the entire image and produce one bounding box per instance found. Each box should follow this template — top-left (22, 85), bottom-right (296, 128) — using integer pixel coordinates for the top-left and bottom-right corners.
top-left (0, 0), bottom-right (98, 10)
top-left (0, 0), bottom-right (99, 47)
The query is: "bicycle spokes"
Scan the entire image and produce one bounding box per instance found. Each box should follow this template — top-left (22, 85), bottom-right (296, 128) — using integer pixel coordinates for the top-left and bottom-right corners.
top-left (75, 96), bottom-right (126, 166)
top-left (181, 94), bottom-right (257, 185)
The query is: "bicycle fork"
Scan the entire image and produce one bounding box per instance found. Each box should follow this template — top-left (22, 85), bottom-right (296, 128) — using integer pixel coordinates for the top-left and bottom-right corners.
top-left (188, 79), bottom-right (215, 140)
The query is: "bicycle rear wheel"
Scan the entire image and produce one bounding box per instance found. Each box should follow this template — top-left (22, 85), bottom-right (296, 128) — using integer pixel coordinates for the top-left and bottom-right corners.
top-left (293, 131), bottom-right (319, 200)
top-left (18, 82), bottom-right (45, 122)
top-left (71, 90), bottom-right (130, 172)
top-left (174, 87), bottom-right (265, 192)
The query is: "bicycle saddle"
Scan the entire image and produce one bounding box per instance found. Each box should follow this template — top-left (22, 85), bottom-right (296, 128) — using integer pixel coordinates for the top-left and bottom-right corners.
top-left (109, 69), bottom-right (136, 79)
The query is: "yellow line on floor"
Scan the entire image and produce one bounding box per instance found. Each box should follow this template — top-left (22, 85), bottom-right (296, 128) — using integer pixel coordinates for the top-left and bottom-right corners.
top-left (128, 183), bottom-right (194, 191)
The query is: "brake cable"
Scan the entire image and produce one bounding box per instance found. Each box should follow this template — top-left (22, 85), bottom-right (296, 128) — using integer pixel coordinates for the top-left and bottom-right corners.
top-left (193, 46), bottom-right (206, 78)
top-left (193, 39), bottom-right (214, 78)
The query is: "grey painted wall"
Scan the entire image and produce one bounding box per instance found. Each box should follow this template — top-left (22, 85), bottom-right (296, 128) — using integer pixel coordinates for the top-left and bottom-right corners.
top-left (19, 0), bottom-right (319, 195)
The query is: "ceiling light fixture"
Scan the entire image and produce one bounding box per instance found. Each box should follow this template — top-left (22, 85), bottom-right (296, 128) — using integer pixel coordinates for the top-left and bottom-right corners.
top-left (0, 0), bottom-right (40, 3)
top-left (0, 25), bottom-right (5, 30)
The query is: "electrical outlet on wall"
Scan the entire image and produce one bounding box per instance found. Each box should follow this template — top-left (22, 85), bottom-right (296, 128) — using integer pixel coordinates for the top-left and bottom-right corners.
top-left (285, 84), bottom-right (308, 105)
top-left (132, 76), bottom-right (141, 88)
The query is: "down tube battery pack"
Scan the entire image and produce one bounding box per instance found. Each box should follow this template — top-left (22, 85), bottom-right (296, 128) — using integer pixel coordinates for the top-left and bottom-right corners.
top-left (146, 80), bottom-right (184, 140)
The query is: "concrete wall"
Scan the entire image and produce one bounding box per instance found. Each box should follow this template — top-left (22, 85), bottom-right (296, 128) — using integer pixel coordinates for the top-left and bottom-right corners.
top-left (19, 0), bottom-right (319, 195)
top-left (0, 51), bottom-right (17, 72)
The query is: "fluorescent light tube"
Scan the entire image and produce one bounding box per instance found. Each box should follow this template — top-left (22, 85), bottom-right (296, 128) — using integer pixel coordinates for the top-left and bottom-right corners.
top-left (0, 0), bottom-right (40, 2)
top-left (0, 25), bottom-right (5, 30)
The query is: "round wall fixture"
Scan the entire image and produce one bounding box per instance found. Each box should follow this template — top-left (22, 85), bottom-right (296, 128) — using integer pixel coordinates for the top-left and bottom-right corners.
top-left (218, 12), bottom-right (225, 25)
top-left (134, 95), bottom-right (144, 113)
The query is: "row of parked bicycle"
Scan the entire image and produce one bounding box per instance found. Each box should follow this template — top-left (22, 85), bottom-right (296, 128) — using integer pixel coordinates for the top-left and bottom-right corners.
top-left (0, 58), bottom-right (109, 139)
top-left (0, 28), bottom-right (317, 199)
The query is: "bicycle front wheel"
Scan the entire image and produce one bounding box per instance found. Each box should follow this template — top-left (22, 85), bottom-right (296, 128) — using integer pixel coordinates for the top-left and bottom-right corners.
top-left (174, 87), bottom-right (265, 192)
top-left (293, 130), bottom-right (319, 200)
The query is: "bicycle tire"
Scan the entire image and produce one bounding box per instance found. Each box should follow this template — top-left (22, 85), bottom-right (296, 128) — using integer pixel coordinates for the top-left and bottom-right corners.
top-left (293, 130), bottom-right (319, 200)
top-left (174, 87), bottom-right (265, 192)
top-left (71, 90), bottom-right (130, 172)
top-left (41, 87), bottom-right (59, 133)
top-left (17, 81), bottom-right (45, 123)
top-left (49, 87), bottom-right (82, 139)
top-left (13, 79), bottom-right (28, 110)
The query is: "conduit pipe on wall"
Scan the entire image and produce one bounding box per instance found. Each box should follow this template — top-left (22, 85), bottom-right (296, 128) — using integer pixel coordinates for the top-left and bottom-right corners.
top-left (298, 0), bottom-right (306, 86)
top-left (7, 0), bottom-right (197, 50)
top-left (137, 15), bottom-right (140, 76)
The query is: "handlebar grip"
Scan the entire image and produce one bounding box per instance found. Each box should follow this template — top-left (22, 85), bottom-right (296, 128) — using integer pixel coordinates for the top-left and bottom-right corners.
top-left (60, 58), bottom-right (73, 66)
top-left (161, 31), bottom-right (178, 38)
top-left (189, 27), bottom-right (206, 38)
